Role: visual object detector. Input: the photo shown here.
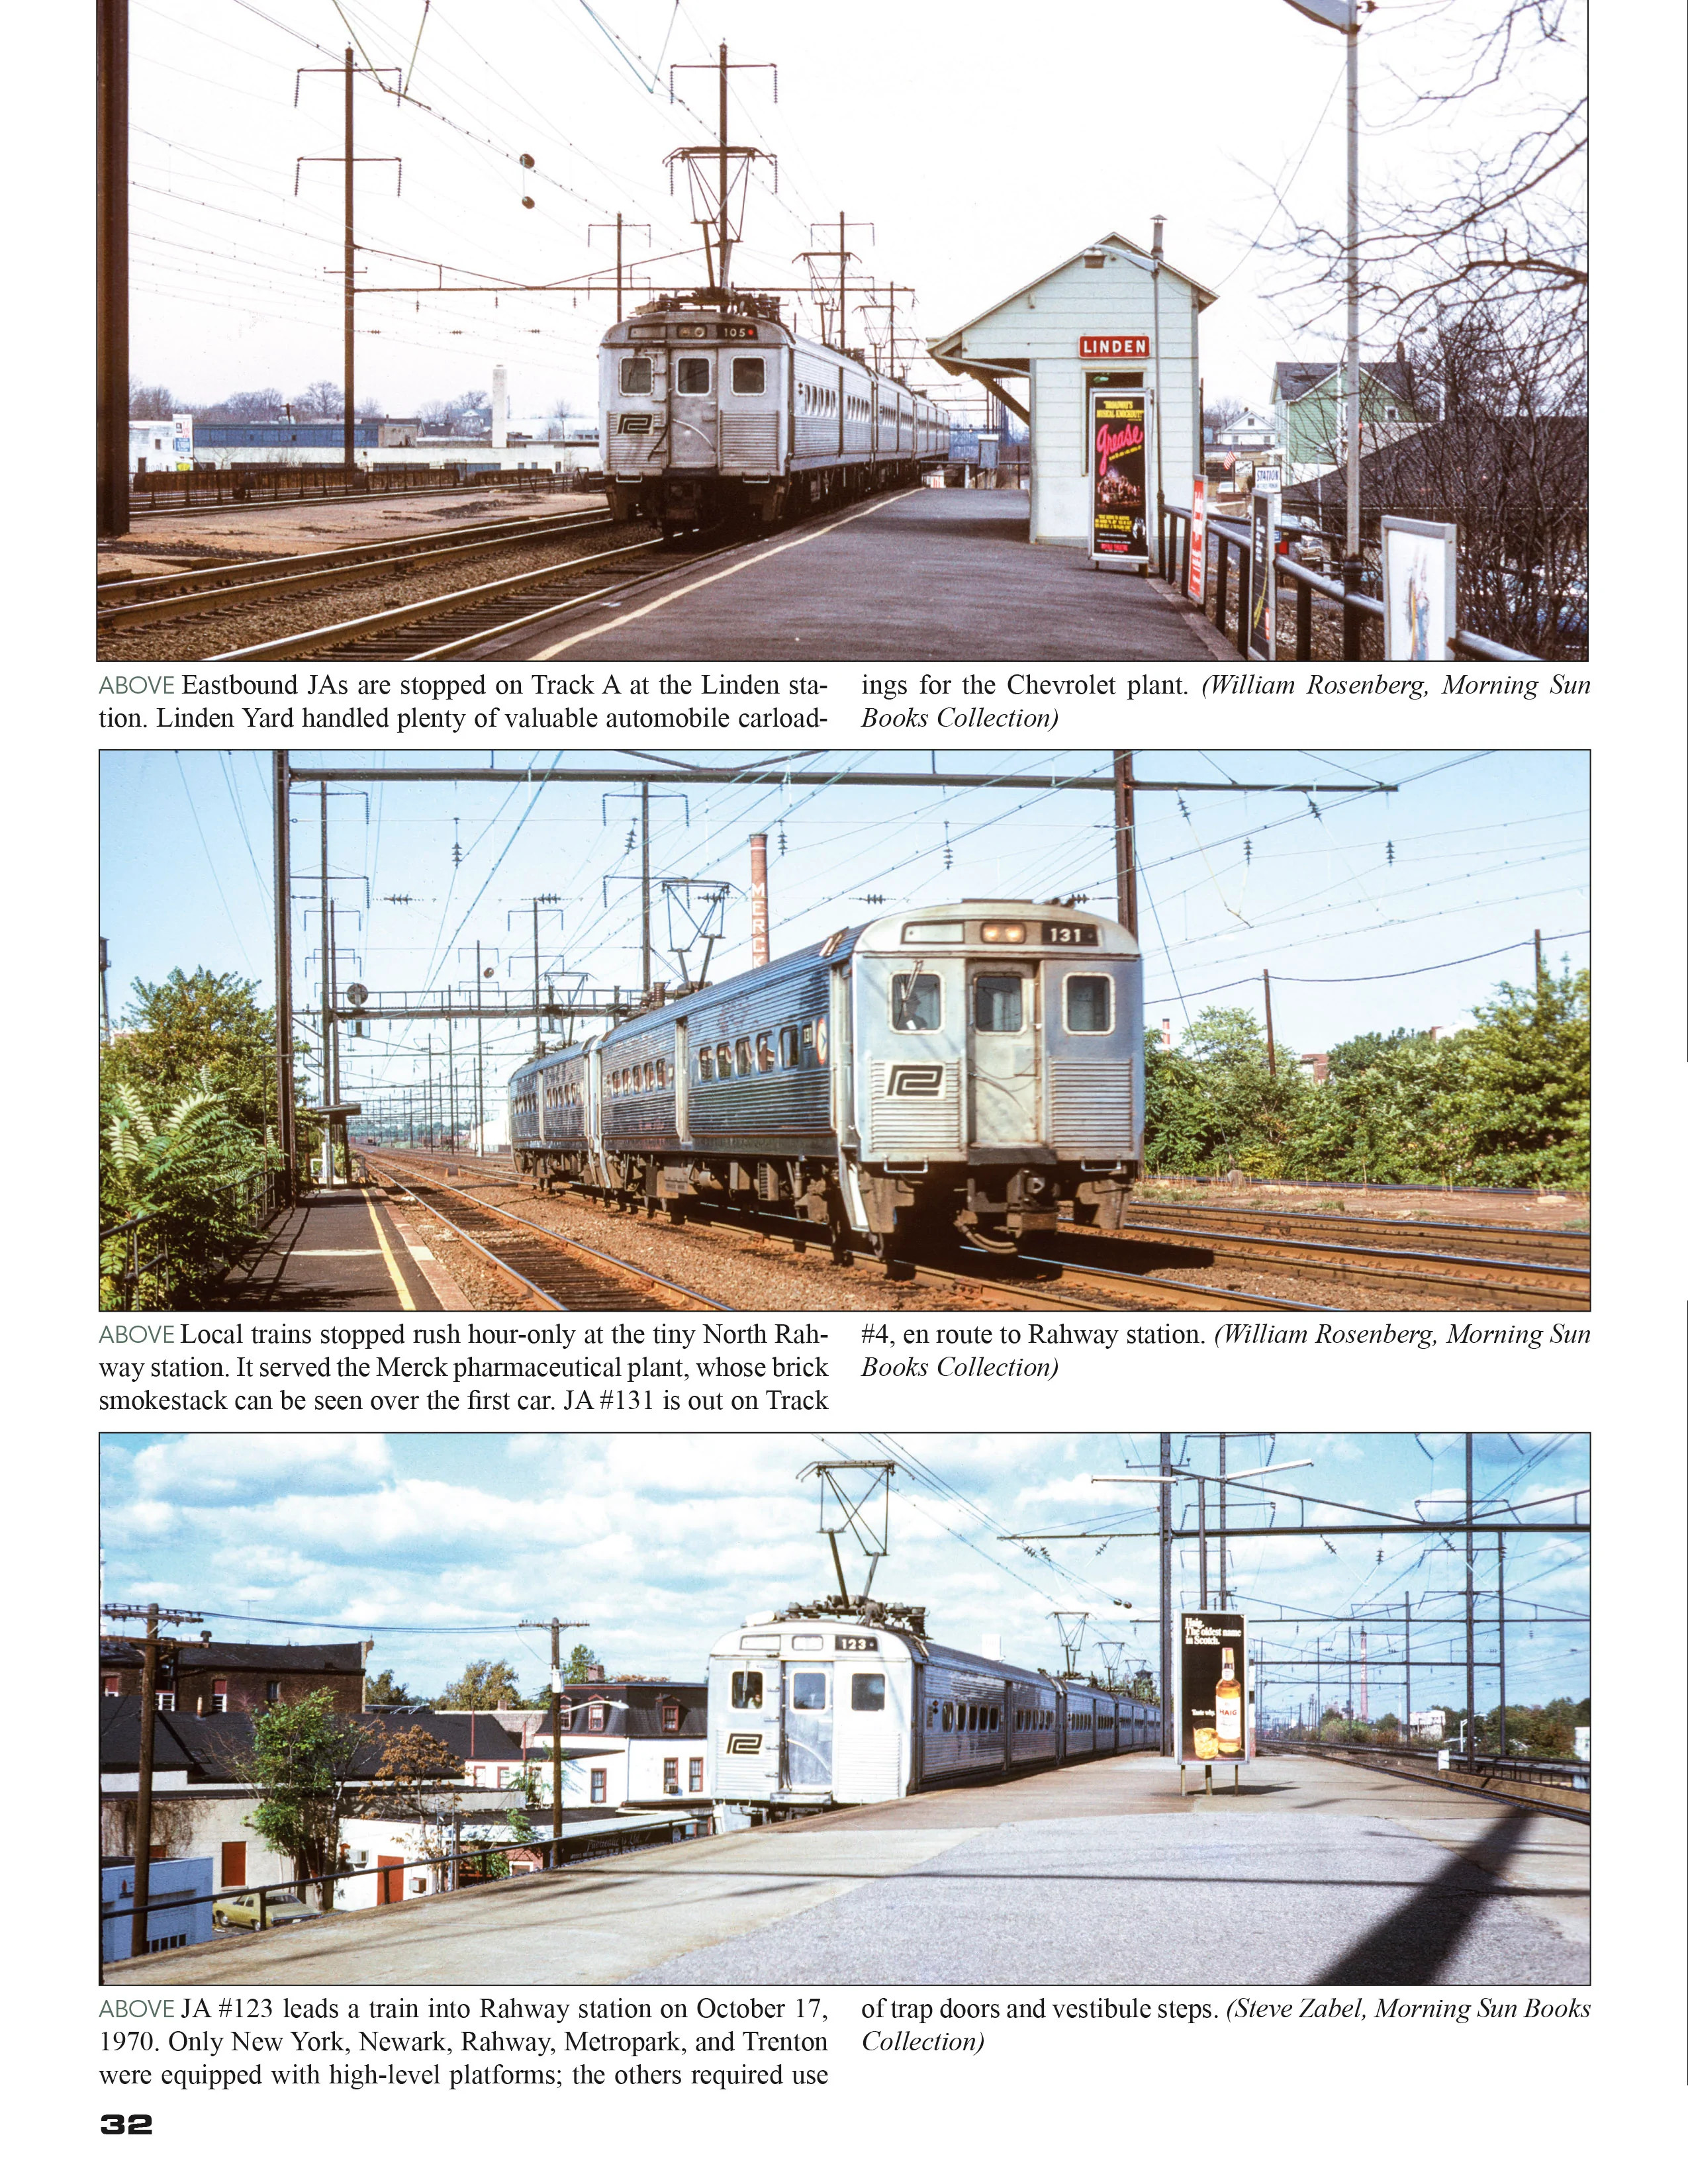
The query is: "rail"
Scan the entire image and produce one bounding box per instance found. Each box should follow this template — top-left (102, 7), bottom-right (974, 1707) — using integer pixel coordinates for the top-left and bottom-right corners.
top-left (99, 1813), bottom-right (712, 1947)
top-left (128, 461), bottom-right (475, 508)
top-left (1266, 1737), bottom-right (1587, 1792)
top-left (1158, 503), bottom-right (1540, 664)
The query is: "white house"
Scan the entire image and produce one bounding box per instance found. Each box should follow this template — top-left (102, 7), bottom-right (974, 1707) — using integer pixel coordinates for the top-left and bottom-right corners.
top-left (927, 226), bottom-right (1216, 557)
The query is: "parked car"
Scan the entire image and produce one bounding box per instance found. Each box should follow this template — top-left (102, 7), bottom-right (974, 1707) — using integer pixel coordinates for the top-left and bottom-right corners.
top-left (214, 1891), bottom-right (320, 1931)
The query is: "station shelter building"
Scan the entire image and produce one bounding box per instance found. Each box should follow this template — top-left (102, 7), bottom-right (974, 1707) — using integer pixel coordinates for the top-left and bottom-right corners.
top-left (927, 229), bottom-right (1216, 563)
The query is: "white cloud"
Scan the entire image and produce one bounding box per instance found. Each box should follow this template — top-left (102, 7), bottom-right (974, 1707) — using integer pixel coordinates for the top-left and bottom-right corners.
top-left (128, 1433), bottom-right (393, 1505)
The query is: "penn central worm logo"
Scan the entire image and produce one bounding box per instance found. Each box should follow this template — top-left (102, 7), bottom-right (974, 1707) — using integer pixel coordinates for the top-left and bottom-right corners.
top-left (887, 1064), bottom-right (945, 1097)
top-left (726, 1733), bottom-right (763, 1754)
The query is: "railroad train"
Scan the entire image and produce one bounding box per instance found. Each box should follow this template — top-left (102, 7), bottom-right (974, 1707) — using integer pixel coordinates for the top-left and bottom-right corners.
top-left (600, 291), bottom-right (951, 534)
top-left (707, 1610), bottom-right (1160, 1813)
top-left (506, 899), bottom-right (1144, 1259)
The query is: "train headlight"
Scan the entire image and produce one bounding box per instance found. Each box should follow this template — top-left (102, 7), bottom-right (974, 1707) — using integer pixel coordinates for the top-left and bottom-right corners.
top-left (978, 921), bottom-right (1027, 945)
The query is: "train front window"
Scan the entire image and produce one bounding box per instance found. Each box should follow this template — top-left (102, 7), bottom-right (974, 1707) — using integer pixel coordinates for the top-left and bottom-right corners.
top-left (730, 1670), bottom-right (763, 1709)
top-left (851, 1674), bottom-right (886, 1712)
top-left (790, 1672), bottom-right (827, 1711)
top-left (1065, 974), bottom-right (1113, 1034)
top-left (890, 972), bottom-right (941, 1032)
top-left (974, 974), bottom-right (1023, 1032)
top-left (619, 356), bottom-right (652, 395)
top-left (676, 356), bottom-right (711, 395)
top-left (732, 356), bottom-right (765, 395)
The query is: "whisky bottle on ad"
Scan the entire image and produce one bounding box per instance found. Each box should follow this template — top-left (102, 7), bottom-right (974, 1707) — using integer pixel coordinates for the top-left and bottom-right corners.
top-left (1215, 1647), bottom-right (1243, 1757)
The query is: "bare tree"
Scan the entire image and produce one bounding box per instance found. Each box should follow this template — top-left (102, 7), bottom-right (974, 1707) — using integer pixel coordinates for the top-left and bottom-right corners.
top-left (199, 387), bottom-right (287, 423)
top-left (1272, 2), bottom-right (1586, 361)
top-left (127, 381), bottom-right (179, 418)
top-left (1203, 396), bottom-right (1250, 436)
top-left (292, 379), bottom-right (344, 421)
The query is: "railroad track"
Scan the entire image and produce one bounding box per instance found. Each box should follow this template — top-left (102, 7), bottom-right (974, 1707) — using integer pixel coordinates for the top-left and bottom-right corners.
top-left (97, 508), bottom-right (618, 631)
top-left (365, 1158), bottom-right (727, 1311)
top-left (1054, 1220), bottom-right (1589, 1310)
top-left (204, 521), bottom-right (737, 663)
top-left (1088, 1201), bottom-right (1589, 1267)
top-left (360, 1151), bottom-right (1335, 1312)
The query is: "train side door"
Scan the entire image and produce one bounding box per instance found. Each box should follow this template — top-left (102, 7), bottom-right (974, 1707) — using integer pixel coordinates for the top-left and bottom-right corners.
top-left (780, 1664), bottom-right (833, 1792)
top-left (669, 350), bottom-right (717, 469)
top-left (967, 960), bottom-right (1041, 1145)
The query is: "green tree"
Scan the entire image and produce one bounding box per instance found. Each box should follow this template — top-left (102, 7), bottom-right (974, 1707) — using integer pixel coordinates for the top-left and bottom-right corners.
top-left (1288, 1033), bottom-right (1476, 1186)
top-left (364, 1668), bottom-right (413, 1707)
top-left (105, 967), bottom-right (279, 1136)
top-left (238, 1690), bottom-right (367, 1905)
top-left (564, 1643), bottom-right (598, 1683)
top-left (1460, 966), bottom-right (1590, 1187)
top-left (1145, 1007), bottom-right (1309, 1177)
top-left (437, 1659), bottom-right (525, 1710)
top-left (100, 1071), bottom-right (266, 1307)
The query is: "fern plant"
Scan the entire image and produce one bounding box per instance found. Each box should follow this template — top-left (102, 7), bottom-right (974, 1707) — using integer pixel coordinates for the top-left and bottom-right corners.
top-left (100, 1068), bottom-right (266, 1308)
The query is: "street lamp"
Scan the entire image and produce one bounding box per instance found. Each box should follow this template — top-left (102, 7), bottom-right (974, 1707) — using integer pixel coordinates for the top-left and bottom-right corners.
top-left (1283, 0), bottom-right (1369, 585)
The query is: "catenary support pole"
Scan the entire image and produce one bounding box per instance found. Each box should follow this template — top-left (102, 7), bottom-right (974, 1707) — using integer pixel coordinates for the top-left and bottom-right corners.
top-left (344, 48), bottom-right (355, 478)
top-left (1113, 752), bottom-right (1138, 935)
top-left (273, 753), bottom-right (295, 1200)
top-left (319, 783), bottom-right (333, 1182)
top-left (97, 0), bottom-right (131, 539)
top-left (1263, 969), bottom-right (1277, 1076)
top-left (1465, 1431), bottom-right (1476, 1751)
top-left (1158, 1432), bottom-right (1173, 1754)
top-left (130, 1604), bottom-right (160, 1959)
top-left (641, 781), bottom-right (652, 997)
top-left (1496, 1532), bottom-right (1506, 1756)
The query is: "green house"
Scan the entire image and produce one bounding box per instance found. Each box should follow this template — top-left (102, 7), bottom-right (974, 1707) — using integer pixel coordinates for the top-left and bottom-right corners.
top-left (1270, 360), bottom-right (1427, 479)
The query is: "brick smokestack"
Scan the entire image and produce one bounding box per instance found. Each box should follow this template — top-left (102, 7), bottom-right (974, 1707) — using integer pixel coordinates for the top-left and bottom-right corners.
top-left (749, 834), bottom-right (770, 966)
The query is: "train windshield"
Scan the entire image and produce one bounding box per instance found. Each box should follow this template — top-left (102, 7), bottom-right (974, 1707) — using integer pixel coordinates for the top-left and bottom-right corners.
top-left (731, 357), bottom-right (765, 394)
top-left (1064, 974), bottom-right (1113, 1033)
top-left (891, 972), bottom-right (942, 1031)
top-left (620, 356), bottom-right (652, 394)
top-left (730, 1670), bottom-right (763, 1707)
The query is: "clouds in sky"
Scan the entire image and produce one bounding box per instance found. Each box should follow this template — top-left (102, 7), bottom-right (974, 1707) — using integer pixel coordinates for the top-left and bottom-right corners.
top-left (99, 1433), bottom-right (1589, 1706)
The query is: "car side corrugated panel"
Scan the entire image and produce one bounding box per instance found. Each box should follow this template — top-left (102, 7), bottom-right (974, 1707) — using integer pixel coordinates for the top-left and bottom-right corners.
top-left (1050, 1058), bottom-right (1135, 1153)
top-left (720, 414), bottom-right (778, 469)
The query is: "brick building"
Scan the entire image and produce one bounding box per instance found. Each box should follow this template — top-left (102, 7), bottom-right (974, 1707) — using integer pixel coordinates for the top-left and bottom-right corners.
top-left (99, 1637), bottom-right (370, 1717)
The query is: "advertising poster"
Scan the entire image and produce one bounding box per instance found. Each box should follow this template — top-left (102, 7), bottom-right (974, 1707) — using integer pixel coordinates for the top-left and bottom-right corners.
top-left (1383, 515), bottom-right (1459, 659)
top-left (1248, 488), bottom-right (1280, 659)
top-left (1188, 475), bottom-right (1206, 603)
top-left (1179, 1610), bottom-right (1252, 1764)
top-left (1089, 387), bottom-right (1149, 567)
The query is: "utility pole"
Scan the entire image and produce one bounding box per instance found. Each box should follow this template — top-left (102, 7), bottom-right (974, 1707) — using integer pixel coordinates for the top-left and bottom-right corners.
top-left (799, 216), bottom-right (872, 351)
top-left (1464, 1430), bottom-right (1476, 1752)
top-left (519, 1619), bottom-right (588, 1870)
top-left (101, 938), bottom-right (113, 1047)
top-left (667, 43), bottom-right (774, 296)
top-left (1158, 1432), bottom-right (1173, 1753)
top-left (294, 50), bottom-right (401, 478)
top-left (1346, 1626), bottom-right (1353, 1719)
top-left (273, 754), bottom-right (296, 1201)
top-left (1217, 1433), bottom-right (1227, 1609)
top-left (97, 0), bottom-right (130, 538)
top-left (1262, 969), bottom-right (1277, 1077)
top-left (318, 782), bottom-right (333, 1183)
top-left (1496, 1533), bottom-right (1506, 1757)
top-left (1112, 751), bottom-right (1137, 935)
top-left (640, 780), bottom-right (651, 999)
top-left (1534, 927), bottom-right (1544, 999)
top-left (103, 1603), bottom-right (205, 1960)
top-left (1403, 1592), bottom-right (1411, 1738)
top-left (1360, 1625), bottom-right (1368, 1722)
top-left (475, 943), bottom-right (486, 1154)
top-left (588, 215), bottom-right (651, 324)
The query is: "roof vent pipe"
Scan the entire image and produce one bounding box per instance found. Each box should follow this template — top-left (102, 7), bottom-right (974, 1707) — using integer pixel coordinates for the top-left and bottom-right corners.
top-left (1151, 216), bottom-right (1166, 260)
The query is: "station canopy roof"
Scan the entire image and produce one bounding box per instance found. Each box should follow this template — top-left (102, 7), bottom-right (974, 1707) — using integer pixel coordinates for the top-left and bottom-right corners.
top-left (927, 233), bottom-right (1219, 421)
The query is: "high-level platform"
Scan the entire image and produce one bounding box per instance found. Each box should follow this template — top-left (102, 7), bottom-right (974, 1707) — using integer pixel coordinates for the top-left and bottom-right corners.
top-left (212, 1184), bottom-right (453, 1310)
top-left (102, 1751), bottom-right (1587, 1989)
top-left (481, 488), bottom-right (1229, 664)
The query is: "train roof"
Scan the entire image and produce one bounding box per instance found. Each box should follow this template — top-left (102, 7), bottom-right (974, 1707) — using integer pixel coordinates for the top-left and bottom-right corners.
top-left (708, 1614), bottom-right (1056, 1690)
top-left (508, 898), bottom-right (1137, 1087)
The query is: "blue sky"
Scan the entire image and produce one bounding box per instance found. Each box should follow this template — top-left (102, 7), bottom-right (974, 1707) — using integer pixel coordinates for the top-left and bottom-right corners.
top-left (123, 2), bottom-right (1577, 421)
top-left (99, 747), bottom-right (1588, 1116)
top-left (100, 1432), bottom-right (1589, 1718)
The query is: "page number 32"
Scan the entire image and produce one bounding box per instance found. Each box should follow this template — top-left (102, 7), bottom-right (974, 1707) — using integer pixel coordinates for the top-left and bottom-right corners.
top-left (100, 2116), bottom-right (152, 2136)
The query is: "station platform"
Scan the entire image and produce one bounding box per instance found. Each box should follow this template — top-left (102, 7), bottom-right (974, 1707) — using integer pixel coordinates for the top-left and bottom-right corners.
top-left (103, 1752), bottom-right (1586, 1989)
top-left (212, 1183), bottom-right (449, 1311)
top-left (487, 488), bottom-right (1230, 663)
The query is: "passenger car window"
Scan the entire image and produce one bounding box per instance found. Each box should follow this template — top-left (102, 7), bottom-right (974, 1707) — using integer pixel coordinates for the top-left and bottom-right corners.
top-left (730, 1670), bottom-right (762, 1708)
top-left (851, 1674), bottom-right (886, 1712)
top-left (890, 972), bottom-right (942, 1031)
top-left (974, 974), bottom-right (1023, 1032)
top-left (1065, 974), bottom-right (1113, 1034)
top-left (790, 1672), bottom-right (827, 1711)
top-left (698, 1048), bottom-right (714, 1081)
top-left (716, 1042), bottom-right (733, 1079)
top-left (779, 1026), bottom-right (798, 1068)
top-left (619, 355), bottom-right (652, 394)
top-left (676, 356), bottom-right (711, 394)
top-left (735, 1036), bottom-right (753, 1075)
top-left (941, 1702), bottom-right (954, 1731)
top-left (732, 355), bottom-right (765, 395)
top-left (755, 1032), bottom-right (774, 1073)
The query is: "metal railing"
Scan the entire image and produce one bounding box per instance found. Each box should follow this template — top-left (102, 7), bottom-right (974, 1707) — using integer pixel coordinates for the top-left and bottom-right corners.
top-left (1266, 1737), bottom-right (1588, 1792)
top-left (1159, 503), bottom-right (1540, 664)
top-left (129, 462), bottom-right (472, 508)
top-left (99, 1166), bottom-right (287, 1310)
top-left (100, 1814), bottom-right (712, 1947)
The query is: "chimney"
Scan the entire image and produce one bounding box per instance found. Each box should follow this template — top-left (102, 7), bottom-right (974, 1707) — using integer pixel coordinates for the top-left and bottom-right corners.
top-left (1161, 1017), bottom-right (1172, 1047)
top-left (492, 363), bottom-right (508, 449)
top-left (1151, 215), bottom-right (1166, 261)
top-left (749, 834), bottom-right (770, 966)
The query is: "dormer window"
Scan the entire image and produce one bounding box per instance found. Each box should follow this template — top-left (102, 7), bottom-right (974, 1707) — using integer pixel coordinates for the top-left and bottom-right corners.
top-left (588, 1703), bottom-right (607, 1732)
top-left (661, 1704), bottom-right (681, 1731)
